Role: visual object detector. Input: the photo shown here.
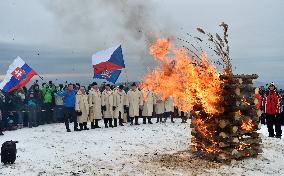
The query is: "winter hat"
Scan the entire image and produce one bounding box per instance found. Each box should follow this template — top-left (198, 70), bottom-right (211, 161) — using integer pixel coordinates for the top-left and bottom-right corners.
top-left (269, 82), bottom-right (275, 87)
top-left (119, 85), bottom-right (124, 90)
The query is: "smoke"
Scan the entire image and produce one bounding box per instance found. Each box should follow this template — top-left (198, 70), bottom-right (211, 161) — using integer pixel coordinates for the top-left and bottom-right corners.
top-left (43, 0), bottom-right (174, 72)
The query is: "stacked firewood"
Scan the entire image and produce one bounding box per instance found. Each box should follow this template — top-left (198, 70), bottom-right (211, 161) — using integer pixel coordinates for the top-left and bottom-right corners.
top-left (191, 74), bottom-right (262, 162)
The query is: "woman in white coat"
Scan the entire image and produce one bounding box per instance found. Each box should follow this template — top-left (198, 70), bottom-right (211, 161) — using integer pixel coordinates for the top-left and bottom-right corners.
top-left (88, 82), bottom-right (103, 129)
top-left (101, 84), bottom-right (114, 128)
top-left (126, 83), bottom-right (143, 125)
top-left (155, 94), bottom-right (165, 123)
top-left (142, 89), bottom-right (156, 124)
top-left (75, 86), bottom-right (90, 130)
top-left (164, 96), bottom-right (175, 123)
top-left (113, 85), bottom-right (126, 127)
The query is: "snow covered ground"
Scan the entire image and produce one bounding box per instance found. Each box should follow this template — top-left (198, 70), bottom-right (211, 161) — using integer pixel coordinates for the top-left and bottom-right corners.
top-left (0, 119), bottom-right (283, 176)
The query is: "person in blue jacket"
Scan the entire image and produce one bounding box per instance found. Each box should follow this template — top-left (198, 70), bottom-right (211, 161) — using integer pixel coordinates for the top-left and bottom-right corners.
top-left (57, 84), bottom-right (80, 132)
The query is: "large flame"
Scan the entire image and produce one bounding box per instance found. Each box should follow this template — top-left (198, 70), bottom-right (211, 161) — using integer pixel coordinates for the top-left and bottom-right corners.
top-left (142, 38), bottom-right (222, 114)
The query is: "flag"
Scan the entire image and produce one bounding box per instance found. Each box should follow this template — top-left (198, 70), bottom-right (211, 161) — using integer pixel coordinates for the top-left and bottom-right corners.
top-left (92, 45), bottom-right (125, 83)
top-left (94, 69), bottom-right (122, 84)
top-left (0, 56), bottom-right (37, 93)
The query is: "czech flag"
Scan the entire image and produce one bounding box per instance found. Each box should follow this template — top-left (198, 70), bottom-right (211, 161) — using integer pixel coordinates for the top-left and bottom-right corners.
top-left (0, 56), bottom-right (37, 93)
top-left (92, 45), bottom-right (125, 84)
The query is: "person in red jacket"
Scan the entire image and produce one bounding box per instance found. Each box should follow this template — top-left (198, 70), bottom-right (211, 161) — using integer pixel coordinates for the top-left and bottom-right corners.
top-left (263, 83), bottom-right (282, 138)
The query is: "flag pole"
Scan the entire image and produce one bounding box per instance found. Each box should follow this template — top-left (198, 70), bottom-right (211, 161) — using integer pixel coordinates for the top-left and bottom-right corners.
top-left (124, 68), bottom-right (129, 85)
top-left (37, 74), bottom-right (44, 81)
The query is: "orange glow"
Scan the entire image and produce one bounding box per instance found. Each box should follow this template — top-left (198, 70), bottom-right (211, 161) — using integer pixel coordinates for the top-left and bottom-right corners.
top-left (236, 141), bottom-right (250, 151)
top-left (241, 96), bottom-right (251, 105)
top-left (142, 38), bottom-right (222, 114)
top-left (236, 110), bottom-right (242, 116)
top-left (241, 119), bottom-right (254, 131)
top-left (194, 118), bottom-right (214, 138)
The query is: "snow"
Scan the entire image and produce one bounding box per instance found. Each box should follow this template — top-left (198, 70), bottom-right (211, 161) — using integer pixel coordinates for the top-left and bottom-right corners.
top-left (0, 119), bottom-right (284, 176)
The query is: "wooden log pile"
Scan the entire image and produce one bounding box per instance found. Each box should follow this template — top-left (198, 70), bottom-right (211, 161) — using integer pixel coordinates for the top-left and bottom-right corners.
top-left (191, 74), bottom-right (262, 163)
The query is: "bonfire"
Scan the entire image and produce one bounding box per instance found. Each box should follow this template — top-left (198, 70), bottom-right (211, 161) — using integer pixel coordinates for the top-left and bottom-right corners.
top-left (141, 23), bottom-right (262, 163)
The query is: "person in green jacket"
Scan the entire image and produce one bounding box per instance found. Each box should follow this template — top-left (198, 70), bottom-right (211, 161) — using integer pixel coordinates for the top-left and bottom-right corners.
top-left (41, 81), bottom-right (56, 124)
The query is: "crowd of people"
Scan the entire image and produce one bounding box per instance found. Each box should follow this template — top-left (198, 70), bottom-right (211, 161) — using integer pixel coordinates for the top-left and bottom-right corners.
top-left (0, 81), bottom-right (189, 135)
top-left (0, 81), bottom-right (283, 138)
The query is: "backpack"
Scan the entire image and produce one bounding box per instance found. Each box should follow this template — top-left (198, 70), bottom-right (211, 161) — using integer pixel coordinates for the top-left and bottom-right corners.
top-left (1, 141), bottom-right (18, 164)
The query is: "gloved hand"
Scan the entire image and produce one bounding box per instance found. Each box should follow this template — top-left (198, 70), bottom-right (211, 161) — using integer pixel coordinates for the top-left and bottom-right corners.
top-left (113, 106), bottom-right (116, 111)
top-left (124, 105), bottom-right (129, 113)
top-left (101, 105), bottom-right (106, 111)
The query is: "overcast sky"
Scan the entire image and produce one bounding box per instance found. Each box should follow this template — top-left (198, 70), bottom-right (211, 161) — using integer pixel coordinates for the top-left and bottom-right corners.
top-left (0, 0), bottom-right (283, 86)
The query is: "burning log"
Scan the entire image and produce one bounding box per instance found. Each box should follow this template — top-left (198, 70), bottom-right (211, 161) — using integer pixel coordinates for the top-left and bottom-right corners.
top-left (191, 74), bottom-right (262, 163)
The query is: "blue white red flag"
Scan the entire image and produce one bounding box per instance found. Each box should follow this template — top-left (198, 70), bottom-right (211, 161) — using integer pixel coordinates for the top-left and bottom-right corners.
top-left (92, 45), bottom-right (125, 84)
top-left (0, 56), bottom-right (37, 93)
top-left (94, 70), bottom-right (122, 84)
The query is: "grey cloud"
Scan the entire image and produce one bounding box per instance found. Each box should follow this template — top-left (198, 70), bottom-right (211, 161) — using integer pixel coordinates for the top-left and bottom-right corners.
top-left (0, 0), bottom-right (284, 87)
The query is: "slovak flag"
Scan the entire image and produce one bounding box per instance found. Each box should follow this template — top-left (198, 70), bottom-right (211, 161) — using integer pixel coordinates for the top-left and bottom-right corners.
top-left (0, 56), bottom-right (37, 93)
top-left (92, 45), bottom-right (125, 84)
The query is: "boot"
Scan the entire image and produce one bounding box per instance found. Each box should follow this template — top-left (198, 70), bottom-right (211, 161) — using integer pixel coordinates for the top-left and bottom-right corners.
top-left (94, 119), bottom-right (101, 128)
top-left (143, 117), bottom-right (147, 124)
top-left (134, 117), bottom-right (140, 125)
top-left (113, 119), bottom-right (117, 127)
top-left (83, 122), bottom-right (89, 130)
top-left (0, 131), bottom-right (4, 135)
top-left (119, 119), bottom-right (124, 126)
top-left (91, 121), bottom-right (95, 129)
top-left (74, 123), bottom-right (81, 131)
top-left (160, 116), bottom-right (163, 123)
top-left (156, 116), bottom-right (159, 123)
top-left (147, 117), bottom-right (153, 124)
top-left (171, 116), bottom-right (175, 123)
top-left (164, 117), bottom-right (167, 123)
top-left (181, 116), bottom-right (187, 123)
top-left (104, 119), bottom-right (108, 128)
top-left (66, 129), bottom-right (71, 132)
top-left (74, 128), bottom-right (82, 131)
top-left (79, 123), bottom-right (84, 131)
top-left (109, 119), bottom-right (114, 128)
